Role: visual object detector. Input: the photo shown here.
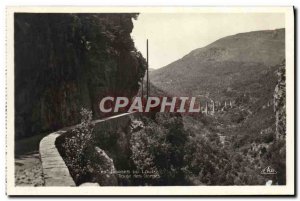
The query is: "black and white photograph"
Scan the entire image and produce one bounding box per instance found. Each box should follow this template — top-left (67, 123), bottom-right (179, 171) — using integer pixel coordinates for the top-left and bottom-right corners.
top-left (5, 6), bottom-right (295, 196)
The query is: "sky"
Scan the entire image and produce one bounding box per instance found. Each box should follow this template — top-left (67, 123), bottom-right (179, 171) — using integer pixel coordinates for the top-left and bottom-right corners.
top-left (131, 13), bottom-right (285, 69)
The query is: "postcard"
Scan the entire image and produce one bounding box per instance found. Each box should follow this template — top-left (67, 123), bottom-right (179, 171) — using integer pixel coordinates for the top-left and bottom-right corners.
top-left (6, 6), bottom-right (295, 196)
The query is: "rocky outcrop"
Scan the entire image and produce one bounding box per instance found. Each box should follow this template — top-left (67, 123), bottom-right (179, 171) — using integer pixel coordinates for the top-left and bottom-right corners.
top-left (273, 61), bottom-right (286, 139)
top-left (91, 146), bottom-right (118, 186)
top-left (15, 13), bottom-right (146, 139)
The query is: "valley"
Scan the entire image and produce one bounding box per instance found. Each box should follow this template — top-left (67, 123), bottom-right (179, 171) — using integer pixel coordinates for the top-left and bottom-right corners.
top-left (149, 29), bottom-right (286, 185)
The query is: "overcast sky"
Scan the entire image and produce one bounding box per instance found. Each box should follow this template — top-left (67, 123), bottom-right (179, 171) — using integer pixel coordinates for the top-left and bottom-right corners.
top-left (131, 13), bottom-right (285, 69)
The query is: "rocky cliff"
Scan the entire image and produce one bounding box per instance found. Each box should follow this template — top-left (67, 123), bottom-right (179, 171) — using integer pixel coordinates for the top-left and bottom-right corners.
top-left (15, 13), bottom-right (146, 139)
top-left (274, 61), bottom-right (286, 139)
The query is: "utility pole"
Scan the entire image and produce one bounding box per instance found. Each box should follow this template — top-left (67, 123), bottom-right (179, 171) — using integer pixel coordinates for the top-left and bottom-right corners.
top-left (146, 39), bottom-right (149, 100)
top-left (141, 76), bottom-right (143, 98)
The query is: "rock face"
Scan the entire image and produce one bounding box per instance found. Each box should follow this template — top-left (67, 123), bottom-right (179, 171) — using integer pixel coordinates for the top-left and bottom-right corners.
top-left (274, 62), bottom-right (286, 139)
top-left (92, 146), bottom-right (118, 186)
top-left (15, 13), bottom-right (146, 139)
top-left (92, 113), bottom-right (136, 176)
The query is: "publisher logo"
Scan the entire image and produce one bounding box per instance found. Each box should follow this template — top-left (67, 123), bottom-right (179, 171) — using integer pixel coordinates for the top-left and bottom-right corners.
top-left (261, 166), bottom-right (277, 175)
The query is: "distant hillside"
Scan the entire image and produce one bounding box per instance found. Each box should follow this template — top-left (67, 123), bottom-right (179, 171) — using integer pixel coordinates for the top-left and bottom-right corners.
top-left (146, 29), bottom-right (286, 185)
top-left (150, 29), bottom-right (285, 103)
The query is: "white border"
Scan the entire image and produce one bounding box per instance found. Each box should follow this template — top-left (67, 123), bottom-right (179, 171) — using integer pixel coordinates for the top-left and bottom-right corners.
top-left (6, 6), bottom-right (295, 196)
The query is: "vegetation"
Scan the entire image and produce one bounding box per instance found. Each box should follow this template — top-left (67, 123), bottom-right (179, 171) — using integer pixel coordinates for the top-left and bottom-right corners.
top-left (130, 113), bottom-right (187, 185)
top-left (58, 108), bottom-right (95, 183)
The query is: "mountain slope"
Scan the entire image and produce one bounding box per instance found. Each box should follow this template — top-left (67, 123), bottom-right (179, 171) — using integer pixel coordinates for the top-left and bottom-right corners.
top-left (150, 28), bottom-right (286, 185)
top-left (150, 29), bottom-right (285, 101)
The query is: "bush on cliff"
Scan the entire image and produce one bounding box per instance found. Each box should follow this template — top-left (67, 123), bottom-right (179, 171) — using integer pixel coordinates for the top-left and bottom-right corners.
top-left (57, 108), bottom-right (118, 186)
top-left (61, 108), bottom-right (95, 183)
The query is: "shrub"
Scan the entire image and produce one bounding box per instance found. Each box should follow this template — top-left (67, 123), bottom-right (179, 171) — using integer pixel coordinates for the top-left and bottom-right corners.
top-left (62, 108), bottom-right (95, 181)
top-left (130, 113), bottom-right (187, 185)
